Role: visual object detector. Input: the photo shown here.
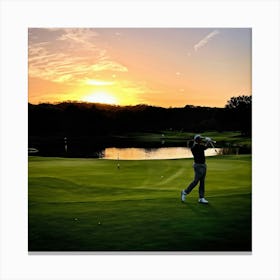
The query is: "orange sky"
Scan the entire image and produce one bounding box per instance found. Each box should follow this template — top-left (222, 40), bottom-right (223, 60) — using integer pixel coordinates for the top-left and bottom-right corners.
top-left (28, 28), bottom-right (251, 108)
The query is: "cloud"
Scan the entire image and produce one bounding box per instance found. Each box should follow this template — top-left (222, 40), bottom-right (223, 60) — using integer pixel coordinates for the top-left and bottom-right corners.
top-left (194, 30), bottom-right (220, 51)
top-left (90, 61), bottom-right (128, 72)
top-left (57, 28), bottom-right (99, 48)
top-left (28, 28), bottom-right (128, 84)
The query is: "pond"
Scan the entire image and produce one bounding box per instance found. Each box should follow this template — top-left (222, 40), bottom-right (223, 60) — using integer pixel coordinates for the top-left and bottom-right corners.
top-left (100, 147), bottom-right (222, 160)
top-left (29, 135), bottom-right (250, 158)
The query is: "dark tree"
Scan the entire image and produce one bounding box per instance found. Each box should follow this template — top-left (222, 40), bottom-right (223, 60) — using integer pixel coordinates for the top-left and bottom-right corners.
top-left (226, 95), bottom-right (252, 110)
top-left (225, 95), bottom-right (252, 136)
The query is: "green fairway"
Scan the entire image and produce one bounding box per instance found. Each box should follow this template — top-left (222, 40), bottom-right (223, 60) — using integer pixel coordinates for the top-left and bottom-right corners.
top-left (28, 155), bottom-right (251, 252)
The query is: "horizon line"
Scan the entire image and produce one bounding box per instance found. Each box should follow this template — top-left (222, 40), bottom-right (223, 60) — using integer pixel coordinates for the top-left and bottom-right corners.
top-left (28, 100), bottom-right (225, 109)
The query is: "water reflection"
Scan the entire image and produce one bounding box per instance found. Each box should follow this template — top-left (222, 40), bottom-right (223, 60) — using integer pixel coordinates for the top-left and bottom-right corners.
top-left (102, 147), bottom-right (221, 160)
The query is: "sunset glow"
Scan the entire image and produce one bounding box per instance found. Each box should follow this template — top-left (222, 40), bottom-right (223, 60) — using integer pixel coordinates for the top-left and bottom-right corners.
top-left (82, 92), bottom-right (118, 105)
top-left (28, 28), bottom-right (251, 107)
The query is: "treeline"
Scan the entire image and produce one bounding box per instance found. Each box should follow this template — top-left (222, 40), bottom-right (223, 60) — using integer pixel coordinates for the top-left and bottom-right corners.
top-left (29, 95), bottom-right (252, 137)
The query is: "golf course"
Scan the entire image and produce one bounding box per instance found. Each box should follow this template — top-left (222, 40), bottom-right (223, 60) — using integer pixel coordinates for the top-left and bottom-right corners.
top-left (28, 154), bottom-right (251, 252)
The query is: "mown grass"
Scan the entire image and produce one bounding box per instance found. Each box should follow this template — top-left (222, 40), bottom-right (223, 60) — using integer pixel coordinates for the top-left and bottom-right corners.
top-left (28, 155), bottom-right (251, 252)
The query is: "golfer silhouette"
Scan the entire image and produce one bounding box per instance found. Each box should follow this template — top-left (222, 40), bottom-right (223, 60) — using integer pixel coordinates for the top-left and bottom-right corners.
top-left (181, 134), bottom-right (211, 204)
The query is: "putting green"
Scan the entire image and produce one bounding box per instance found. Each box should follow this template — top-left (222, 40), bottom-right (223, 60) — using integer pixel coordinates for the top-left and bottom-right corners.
top-left (28, 155), bottom-right (251, 251)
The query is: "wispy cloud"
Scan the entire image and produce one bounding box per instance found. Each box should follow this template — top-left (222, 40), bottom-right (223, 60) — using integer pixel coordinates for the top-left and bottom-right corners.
top-left (28, 28), bottom-right (128, 84)
top-left (57, 28), bottom-right (99, 48)
top-left (194, 30), bottom-right (220, 51)
top-left (90, 61), bottom-right (128, 72)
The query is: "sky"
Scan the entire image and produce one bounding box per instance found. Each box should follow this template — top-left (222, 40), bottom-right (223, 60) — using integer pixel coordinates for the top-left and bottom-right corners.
top-left (28, 28), bottom-right (251, 108)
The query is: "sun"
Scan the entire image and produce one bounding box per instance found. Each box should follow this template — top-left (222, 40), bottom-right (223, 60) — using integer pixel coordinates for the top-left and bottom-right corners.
top-left (82, 92), bottom-right (118, 105)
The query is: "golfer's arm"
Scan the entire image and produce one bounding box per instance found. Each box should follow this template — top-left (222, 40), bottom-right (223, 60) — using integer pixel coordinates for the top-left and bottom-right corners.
top-left (204, 142), bottom-right (211, 150)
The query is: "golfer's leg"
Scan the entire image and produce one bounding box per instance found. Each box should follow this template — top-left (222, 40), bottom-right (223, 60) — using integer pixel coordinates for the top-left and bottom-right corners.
top-left (198, 166), bottom-right (207, 198)
top-left (185, 165), bottom-right (201, 194)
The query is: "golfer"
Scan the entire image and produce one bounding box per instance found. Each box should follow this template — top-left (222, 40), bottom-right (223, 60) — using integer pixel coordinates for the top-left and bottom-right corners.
top-left (181, 134), bottom-right (211, 204)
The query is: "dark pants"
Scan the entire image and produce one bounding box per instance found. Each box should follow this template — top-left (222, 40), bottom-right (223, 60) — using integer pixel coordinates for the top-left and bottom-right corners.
top-left (184, 163), bottom-right (207, 198)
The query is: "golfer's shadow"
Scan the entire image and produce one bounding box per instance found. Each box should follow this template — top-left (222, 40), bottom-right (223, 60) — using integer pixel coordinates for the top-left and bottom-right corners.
top-left (184, 200), bottom-right (221, 217)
